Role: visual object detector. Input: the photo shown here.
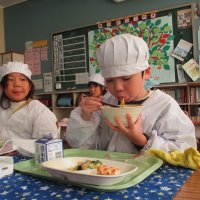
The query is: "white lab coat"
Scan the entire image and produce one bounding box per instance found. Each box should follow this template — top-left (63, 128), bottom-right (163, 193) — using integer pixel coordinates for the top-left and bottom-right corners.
top-left (66, 89), bottom-right (197, 153)
top-left (0, 100), bottom-right (59, 141)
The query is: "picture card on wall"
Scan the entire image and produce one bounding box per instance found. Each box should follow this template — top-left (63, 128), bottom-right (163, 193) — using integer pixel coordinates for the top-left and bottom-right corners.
top-left (171, 39), bottom-right (193, 62)
top-left (181, 59), bottom-right (200, 81)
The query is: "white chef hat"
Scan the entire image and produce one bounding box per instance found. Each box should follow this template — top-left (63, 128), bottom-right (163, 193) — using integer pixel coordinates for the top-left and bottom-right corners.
top-left (96, 34), bottom-right (150, 78)
top-left (89, 73), bottom-right (105, 86)
top-left (0, 61), bottom-right (32, 82)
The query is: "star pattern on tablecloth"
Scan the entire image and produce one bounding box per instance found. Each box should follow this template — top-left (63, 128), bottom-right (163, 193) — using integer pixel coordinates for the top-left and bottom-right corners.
top-left (21, 186), bottom-right (28, 190)
top-left (0, 156), bottom-right (193, 200)
top-left (40, 186), bottom-right (50, 191)
top-left (0, 191), bottom-right (10, 195)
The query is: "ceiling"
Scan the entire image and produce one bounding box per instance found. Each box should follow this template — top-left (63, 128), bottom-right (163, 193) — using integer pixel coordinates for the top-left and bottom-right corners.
top-left (0, 0), bottom-right (26, 8)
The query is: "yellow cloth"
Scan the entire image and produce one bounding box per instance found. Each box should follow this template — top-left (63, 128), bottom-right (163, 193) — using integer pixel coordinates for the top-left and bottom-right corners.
top-left (148, 147), bottom-right (200, 170)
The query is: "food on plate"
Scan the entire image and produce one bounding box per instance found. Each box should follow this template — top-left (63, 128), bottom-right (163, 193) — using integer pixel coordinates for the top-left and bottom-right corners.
top-left (97, 165), bottom-right (120, 175)
top-left (69, 159), bottom-right (120, 175)
top-left (71, 160), bottom-right (103, 170)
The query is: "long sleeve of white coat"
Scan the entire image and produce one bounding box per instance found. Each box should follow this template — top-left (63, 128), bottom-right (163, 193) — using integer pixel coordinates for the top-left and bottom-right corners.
top-left (30, 101), bottom-right (59, 139)
top-left (66, 107), bottom-right (101, 148)
top-left (142, 90), bottom-right (196, 152)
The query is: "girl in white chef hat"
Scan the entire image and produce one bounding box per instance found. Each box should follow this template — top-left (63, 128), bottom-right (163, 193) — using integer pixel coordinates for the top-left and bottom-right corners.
top-left (66, 34), bottom-right (196, 153)
top-left (78, 73), bottom-right (107, 105)
top-left (0, 61), bottom-right (59, 142)
top-left (88, 73), bottom-right (106, 97)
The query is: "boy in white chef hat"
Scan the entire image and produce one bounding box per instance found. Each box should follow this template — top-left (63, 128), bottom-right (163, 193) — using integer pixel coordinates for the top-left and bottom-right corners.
top-left (0, 61), bottom-right (59, 142)
top-left (66, 34), bottom-right (196, 153)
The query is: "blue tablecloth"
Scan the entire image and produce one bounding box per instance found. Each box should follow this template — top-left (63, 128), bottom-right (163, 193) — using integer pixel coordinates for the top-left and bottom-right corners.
top-left (0, 155), bottom-right (193, 200)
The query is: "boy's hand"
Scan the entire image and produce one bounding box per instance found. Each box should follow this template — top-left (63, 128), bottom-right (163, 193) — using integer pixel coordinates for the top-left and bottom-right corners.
top-left (80, 96), bottom-right (102, 121)
top-left (104, 113), bottom-right (147, 146)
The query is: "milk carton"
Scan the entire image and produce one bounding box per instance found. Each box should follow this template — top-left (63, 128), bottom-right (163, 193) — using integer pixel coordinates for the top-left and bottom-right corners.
top-left (35, 137), bottom-right (63, 163)
top-left (0, 156), bottom-right (13, 178)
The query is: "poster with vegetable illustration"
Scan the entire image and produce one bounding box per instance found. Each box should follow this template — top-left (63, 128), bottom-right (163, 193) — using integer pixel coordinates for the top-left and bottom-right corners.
top-left (88, 15), bottom-right (175, 83)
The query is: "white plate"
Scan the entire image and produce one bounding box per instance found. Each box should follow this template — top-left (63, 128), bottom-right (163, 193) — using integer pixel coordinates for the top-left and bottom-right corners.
top-left (41, 157), bottom-right (138, 185)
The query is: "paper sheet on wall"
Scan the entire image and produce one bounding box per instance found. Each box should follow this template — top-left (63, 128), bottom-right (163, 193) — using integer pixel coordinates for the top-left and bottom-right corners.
top-left (43, 72), bottom-right (53, 92)
top-left (177, 9), bottom-right (192, 29)
top-left (181, 59), bottom-right (200, 81)
top-left (25, 48), bottom-right (41, 75)
top-left (171, 39), bottom-right (193, 62)
top-left (75, 72), bottom-right (89, 84)
top-left (32, 79), bottom-right (43, 90)
top-left (25, 41), bottom-right (33, 49)
top-left (41, 46), bottom-right (48, 61)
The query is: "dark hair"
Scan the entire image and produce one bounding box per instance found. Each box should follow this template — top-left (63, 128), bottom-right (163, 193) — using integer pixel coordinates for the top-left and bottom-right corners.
top-left (88, 82), bottom-right (107, 95)
top-left (88, 81), bottom-right (103, 88)
top-left (0, 74), bottom-right (35, 109)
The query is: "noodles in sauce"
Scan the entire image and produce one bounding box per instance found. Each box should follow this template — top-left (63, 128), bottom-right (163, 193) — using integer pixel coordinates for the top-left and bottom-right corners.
top-left (120, 98), bottom-right (125, 108)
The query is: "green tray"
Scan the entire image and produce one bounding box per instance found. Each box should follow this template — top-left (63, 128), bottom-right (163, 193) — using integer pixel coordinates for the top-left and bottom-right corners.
top-left (14, 148), bottom-right (163, 191)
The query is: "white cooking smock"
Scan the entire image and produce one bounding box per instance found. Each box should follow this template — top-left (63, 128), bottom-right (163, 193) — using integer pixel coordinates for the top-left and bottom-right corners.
top-left (0, 100), bottom-right (59, 141)
top-left (66, 89), bottom-right (197, 153)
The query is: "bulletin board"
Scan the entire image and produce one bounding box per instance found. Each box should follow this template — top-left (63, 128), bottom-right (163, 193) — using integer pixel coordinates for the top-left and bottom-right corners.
top-left (24, 40), bottom-right (52, 94)
top-left (52, 3), bottom-right (195, 91)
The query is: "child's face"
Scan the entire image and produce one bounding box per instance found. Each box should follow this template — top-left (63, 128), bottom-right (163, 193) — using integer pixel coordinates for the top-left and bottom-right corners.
top-left (4, 72), bottom-right (31, 102)
top-left (105, 72), bottom-right (147, 102)
top-left (89, 83), bottom-right (103, 97)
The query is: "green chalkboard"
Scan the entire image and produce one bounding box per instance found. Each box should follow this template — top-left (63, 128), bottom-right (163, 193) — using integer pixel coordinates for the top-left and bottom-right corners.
top-left (52, 25), bottom-right (96, 91)
top-left (52, 4), bottom-right (193, 91)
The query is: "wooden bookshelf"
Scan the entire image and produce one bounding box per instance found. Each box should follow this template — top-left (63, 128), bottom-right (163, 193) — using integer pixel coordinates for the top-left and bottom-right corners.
top-left (153, 82), bottom-right (200, 124)
top-left (33, 89), bottom-right (89, 120)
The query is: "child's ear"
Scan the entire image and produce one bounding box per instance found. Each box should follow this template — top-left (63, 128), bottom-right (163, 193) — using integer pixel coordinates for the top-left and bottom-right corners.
top-left (144, 66), bottom-right (151, 80)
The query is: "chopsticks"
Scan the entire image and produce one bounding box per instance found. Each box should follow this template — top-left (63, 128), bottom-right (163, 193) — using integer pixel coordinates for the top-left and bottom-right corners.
top-left (101, 101), bottom-right (119, 107)
top-left (82, 95), bottom-right (119, 107)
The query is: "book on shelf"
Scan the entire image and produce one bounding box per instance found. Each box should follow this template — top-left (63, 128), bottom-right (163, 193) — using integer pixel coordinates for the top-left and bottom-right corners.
top-left (190, 106), bottom-right (200, 117)
top-left (159, 88), bottom-right (187, 103)
top-left (196, 87), bottom-right (200, 102)
top-left (189, 87), bottom-right (200, 103)
top-left (161, 89), bottom-right (187, 103)
top-left (190, 87), bottom-right (196, 103)
top-left (175, 88), bottom-right (186, 103)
